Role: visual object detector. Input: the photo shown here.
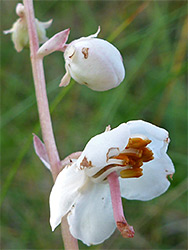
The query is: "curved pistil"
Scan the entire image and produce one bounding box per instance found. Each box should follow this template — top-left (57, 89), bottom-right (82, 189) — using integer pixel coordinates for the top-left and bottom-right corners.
top-left (107, 171), bottom-right (135, 238)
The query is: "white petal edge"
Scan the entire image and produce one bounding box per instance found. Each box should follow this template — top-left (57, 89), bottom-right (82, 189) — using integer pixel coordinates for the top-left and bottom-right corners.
top-left (3, 28), bottom-right (14, 35)
top-left (67, 182), bottom-right (116, 246)
top-left (120, 153), bottom-right (175, 201)
top-left (40, 19), bottom-right (53, 29)
top-left (59, 69), bottom-right (71, 87)
top-left (127, 120), bottom-right (169, 141)
top-left (49, 163), bottom-right (87, 231)
top-left (87, 26), bottom-right (100, 38)
top-left (70, 26), bottom-right (100, 45)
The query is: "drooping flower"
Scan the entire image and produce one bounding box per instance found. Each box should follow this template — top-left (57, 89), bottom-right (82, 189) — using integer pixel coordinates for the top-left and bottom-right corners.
top-left (4, 3), bottom-right (52, 52)
top-left (34, 120), bottom-right (175, 246)
top-left (37, 27), bottom-right (125, 91)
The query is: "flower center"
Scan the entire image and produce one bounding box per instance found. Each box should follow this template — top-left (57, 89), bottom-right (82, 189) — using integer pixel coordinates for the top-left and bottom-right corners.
top-left (92, 137), bottom-right (154, 181)
top-left (115, 137), bottom-right (154, 179)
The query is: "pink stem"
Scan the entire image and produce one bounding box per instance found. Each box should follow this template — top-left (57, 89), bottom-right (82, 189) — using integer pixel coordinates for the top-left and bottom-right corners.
top-left (23, 0), bottom-right (59, 179)
top-left (107, 171), bottom-right (135, 238)
top-left (23, 1), bottom-right (78, 249)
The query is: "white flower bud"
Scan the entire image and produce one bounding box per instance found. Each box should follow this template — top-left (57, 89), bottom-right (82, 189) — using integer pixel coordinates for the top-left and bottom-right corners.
top-left (4, 3), bottom-right (52, 52)
top-left (16, 3), bottom-right (25, 17)
top-left (60, 27), bottom-right (125, 91)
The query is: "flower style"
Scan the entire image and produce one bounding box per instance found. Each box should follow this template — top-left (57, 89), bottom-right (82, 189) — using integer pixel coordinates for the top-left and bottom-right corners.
top-left (4, 3), bottom-right (52, 52)
top-left (37, 27), bottom-right (125, 91)
top-left (45, 120), bottom-right (174, 246)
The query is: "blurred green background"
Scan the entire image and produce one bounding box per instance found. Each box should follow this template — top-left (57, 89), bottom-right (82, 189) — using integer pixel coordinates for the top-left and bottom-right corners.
top-left (1, 0), bottom-right (187, 249)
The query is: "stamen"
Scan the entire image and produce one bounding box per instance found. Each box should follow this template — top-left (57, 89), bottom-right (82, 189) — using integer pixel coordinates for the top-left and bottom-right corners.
top-left (92, 164), bottom-right (128, 180)
top-left (120, 168), bottom-right (143, 178)
top-left (92, 165), bottom-right (119, 179)
top-left (141, 147), bottom-right (154, 162)
top-left (113, 137), bottom-right (154, 179)
top-left (107, 171), bottom-right (135, 238)
top-left (126, 137), bottom-right (151, 149)
top-left (92, 137), bottom-right (154, 181)
top-left (107, 158), bottom-right (128, 165)
top-left (120, 148), bottom-right (143, 158)
top-left (112, 153), bottom-right (130, 162)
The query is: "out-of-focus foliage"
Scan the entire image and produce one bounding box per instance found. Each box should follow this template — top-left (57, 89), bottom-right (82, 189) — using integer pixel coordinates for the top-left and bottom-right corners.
top-left (1, 1), bottom-right (187, 249)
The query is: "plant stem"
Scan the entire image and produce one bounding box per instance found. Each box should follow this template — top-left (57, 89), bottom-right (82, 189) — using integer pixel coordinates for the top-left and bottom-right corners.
top-left (23, 0), bottom-right (59, 180)
top-left (61, 217), bottom-right (79, 250)
top-left (23, 0), bottom-right (78, 249)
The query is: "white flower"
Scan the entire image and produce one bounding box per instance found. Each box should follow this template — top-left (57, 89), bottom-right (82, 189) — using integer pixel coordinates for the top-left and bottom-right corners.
top-left (49, 120), bottom-right (175, 246)
top-left (37, 27), bottom-right (125, 91)
top-left (61, 27), bottom-right (125, 91)
top-left (4, 3), bottom-right (52, 52)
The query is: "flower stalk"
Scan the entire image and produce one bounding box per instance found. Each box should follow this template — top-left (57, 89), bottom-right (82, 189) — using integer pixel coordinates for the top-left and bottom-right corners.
top-left (23, 0), bottom-right (59, 179)
top-left (22, 0), bottom-right (78, 249)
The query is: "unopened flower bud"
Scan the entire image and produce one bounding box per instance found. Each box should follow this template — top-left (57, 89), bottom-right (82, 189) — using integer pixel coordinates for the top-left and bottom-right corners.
top-left (38, 27), bottom-right (125, 91)
top-left (60, 27), bottom-right (125, 91)
top-left (4, 3), bottom-right (52, 52)
top-left (16, 3), bottom-right (25, 17)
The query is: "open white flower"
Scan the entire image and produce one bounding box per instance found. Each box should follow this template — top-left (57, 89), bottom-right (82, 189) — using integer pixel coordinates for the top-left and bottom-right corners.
top-left (48, 120), bottom-right (175, 246)
top-left (34, 121), bottom-right (175, 245)
top-left (37, 27), bottom-right (125, 91)
top-left (4, 3), bottom-right (52, 52)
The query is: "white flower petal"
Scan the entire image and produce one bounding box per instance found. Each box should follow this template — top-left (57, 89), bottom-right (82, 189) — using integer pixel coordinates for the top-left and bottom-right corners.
top-left (127, 120), bottom-right (170, 157)
top-left (11, 19), bottom-right (28, 52)
top-left (3, 28), bottom-right (14, 35)
top-left (120, 154), bottom-right (175, 201)
top-left (40, 19), bottom-right (53, 29)
top-left (127, 120), bottom-right (169, 141)
top-left (36, 18), bottom-right (52, 44)
top-left (87, 26), bottom-right (101, 38)
top-left (77, 123), bottom-right (130, 177)
top-left (59, 68), bottom-right (71, 87)
top-left (68, 182), bottom-right (116, 246)
top-left (49, 163), bottom-right (87, 231)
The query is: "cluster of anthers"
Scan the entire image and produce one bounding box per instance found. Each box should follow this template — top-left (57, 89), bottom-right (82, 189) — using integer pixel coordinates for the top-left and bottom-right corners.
top-left (93, 137), bottom-right (154, 182)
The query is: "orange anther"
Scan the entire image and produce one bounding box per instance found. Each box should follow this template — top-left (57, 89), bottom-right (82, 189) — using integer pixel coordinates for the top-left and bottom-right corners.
top-left (120, 168), bottom-right (143, 178)
top-left (124, 149), bottom-right (143, 158)
top-left (132, 160), bottom-right (143, 168)
top-left (126, 138), bottom-right (151, 149)
top-left (142, 148), bottom-right (154, 162)
top-left (114, 154), bottom-right (130, 163)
